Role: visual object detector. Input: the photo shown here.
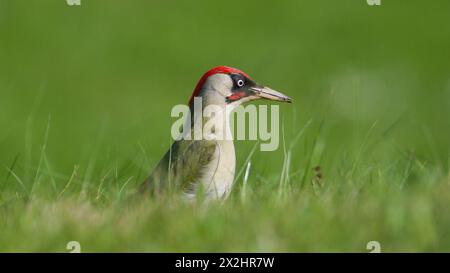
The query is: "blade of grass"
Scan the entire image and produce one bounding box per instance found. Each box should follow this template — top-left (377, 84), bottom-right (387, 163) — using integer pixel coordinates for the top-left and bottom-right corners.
top-left (5, 167), bottom-right (28, 197)
top-left (4, 154), bottom-right (20, 185)
top-left (58, 165), bottom-right (79, 199)
top-left (300, 119), bottom-right (324, 189)
top-left (24, 82), bottom-right (46, 185)
top-left (232, 141), bottom-right (259, 190)
top-left (96, 169), bottom-right (112, 201)
top-left (241, 161), bottom-right (251, 202)
top-left (289, 118), bottom-right (312, 151)
top-left (118, 176), bottom-right (134, 199)
top-left (351, 120), bottom-right (378, 176)
top-left (30, 114), bottom-right (52, 196)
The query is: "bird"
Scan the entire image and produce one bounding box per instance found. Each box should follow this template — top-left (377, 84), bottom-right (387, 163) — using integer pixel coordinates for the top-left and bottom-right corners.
top-left (140, 66), bottom-right (292, 201)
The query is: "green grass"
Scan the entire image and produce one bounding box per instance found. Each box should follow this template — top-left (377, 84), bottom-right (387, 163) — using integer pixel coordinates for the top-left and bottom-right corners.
top-left (1, 0), bottom-right (450, 252)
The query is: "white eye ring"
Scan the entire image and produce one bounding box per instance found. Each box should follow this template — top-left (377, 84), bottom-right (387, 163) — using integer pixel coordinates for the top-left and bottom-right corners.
top-left (237, 79), bottom-right (244, 87)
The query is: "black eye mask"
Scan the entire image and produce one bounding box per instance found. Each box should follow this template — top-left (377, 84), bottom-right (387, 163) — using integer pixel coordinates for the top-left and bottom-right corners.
top-left (225, 73), bottom-right (259, 103)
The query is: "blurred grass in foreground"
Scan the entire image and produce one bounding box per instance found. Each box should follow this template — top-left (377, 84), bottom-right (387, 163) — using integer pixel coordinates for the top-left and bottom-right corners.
top-left (0, 0), bottom-right (450, 251)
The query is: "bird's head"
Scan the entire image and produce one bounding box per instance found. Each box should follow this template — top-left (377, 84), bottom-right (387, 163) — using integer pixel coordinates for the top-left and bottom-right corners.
top-left (188, 66), bottom-right (292, 107)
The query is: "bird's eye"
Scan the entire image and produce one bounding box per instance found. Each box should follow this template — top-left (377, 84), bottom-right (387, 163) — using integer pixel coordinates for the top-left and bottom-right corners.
top-left (237, 79), bottom-right (245, 87)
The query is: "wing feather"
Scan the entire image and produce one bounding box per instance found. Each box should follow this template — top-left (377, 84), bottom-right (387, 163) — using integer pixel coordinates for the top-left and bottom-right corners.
top-left (141, 139), bottom-right (217, 195)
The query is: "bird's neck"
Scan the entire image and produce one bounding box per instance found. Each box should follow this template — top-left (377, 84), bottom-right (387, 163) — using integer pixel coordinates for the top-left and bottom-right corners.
top-left (188, 94), bottom-right (237, 142)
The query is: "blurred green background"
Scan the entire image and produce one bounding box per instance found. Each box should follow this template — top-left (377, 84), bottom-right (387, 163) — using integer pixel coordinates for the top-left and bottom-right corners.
top-left (0, 0), bottom-right (450, 252)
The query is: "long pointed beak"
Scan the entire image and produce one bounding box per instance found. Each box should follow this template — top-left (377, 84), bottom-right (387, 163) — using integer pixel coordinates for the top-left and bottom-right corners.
top-left (250, 86), bottom-right (292, 103)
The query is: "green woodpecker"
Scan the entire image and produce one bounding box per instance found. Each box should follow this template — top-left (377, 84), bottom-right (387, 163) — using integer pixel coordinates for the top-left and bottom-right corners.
top-left (141, 66), bottom-right (292, 201)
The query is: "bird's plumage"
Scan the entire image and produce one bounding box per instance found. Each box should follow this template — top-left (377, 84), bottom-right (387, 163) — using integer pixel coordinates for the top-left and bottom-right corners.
top-left (142, 139), bottom-right (219, 198)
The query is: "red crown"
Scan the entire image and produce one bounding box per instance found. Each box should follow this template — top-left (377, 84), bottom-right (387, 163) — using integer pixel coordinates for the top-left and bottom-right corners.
top-left (188, 66), bottom-right (252, 105)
